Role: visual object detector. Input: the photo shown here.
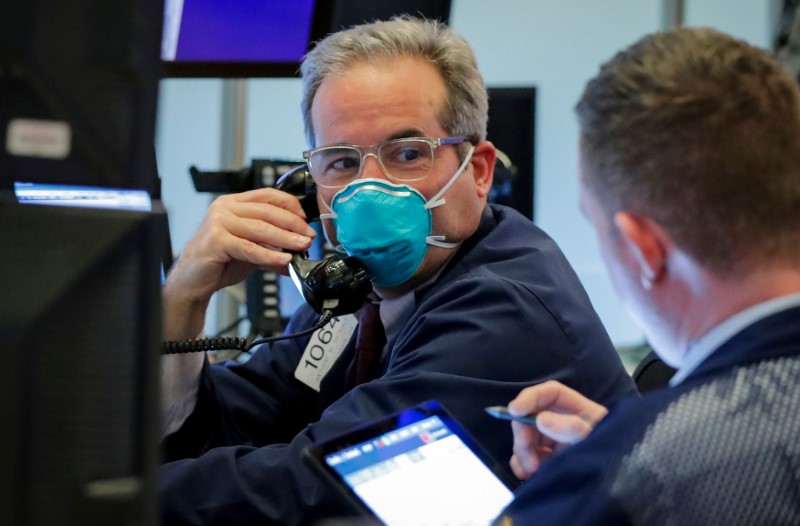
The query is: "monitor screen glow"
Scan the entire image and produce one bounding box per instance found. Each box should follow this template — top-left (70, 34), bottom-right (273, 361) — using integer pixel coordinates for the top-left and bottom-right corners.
top-left (14, 182), bottom-right (153, 212)
top-left (161, 0), bottom-right (317, 77)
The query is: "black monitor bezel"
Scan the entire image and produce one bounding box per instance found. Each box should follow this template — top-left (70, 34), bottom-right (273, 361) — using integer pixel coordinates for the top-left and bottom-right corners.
top-left (161, 0), bottom-right (334, 79)
top-left (160, 0), bottom-right (452, 79)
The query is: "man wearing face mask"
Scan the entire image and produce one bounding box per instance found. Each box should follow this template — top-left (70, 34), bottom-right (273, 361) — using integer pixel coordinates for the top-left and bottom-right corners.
top-left (159, 17), bottom-right (635, 525)
top-left (316, 136), bottom-right (475, 290)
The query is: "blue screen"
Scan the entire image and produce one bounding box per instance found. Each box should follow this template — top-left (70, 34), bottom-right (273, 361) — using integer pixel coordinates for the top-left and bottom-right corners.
top-left (162, 0), bottom-right (317, 62)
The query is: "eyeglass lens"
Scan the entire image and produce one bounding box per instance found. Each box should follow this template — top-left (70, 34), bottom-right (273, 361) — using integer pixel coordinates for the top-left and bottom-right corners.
top-left (309, 139), bottom-right (435, 186)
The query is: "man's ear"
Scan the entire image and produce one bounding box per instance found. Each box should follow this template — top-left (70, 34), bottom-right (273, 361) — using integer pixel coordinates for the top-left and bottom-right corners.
top-left (470, 140), bottom-right (496, 199)
top-left (613, 212), bottom-right (669, 285)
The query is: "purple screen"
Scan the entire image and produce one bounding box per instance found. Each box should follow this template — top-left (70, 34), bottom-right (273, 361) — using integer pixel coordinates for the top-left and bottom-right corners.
top-left (166, 0), bottom-right (316, 62)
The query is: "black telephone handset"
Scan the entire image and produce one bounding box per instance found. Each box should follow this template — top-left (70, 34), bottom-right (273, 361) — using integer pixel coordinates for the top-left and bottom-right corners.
top-left (275, 165), bottom-right (372, 316)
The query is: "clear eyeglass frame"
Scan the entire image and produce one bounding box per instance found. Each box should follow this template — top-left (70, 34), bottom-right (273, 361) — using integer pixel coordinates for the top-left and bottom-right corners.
top-left (302, 136), bottom-right (470, 189)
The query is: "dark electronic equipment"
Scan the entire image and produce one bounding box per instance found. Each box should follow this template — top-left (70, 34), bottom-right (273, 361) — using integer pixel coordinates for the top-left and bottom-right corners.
top-left (189, 158), bottom-right (304, 194)
top-left (162, 0), bottom-right (322, 78)
top-left (12, 181), bottom-right (175, 279)
top-left (1, 1), bottom-right (165, 524)
top-left (0, 204), bottom-right (163, 526)
top-left (486, 87), bottom-right (536, 221)
top-left (324, 0), bottom-right (452, 32)
top-left (161, 0), bottom-right (452, 79)
top-left (0, 0), bottom-right (163, 196)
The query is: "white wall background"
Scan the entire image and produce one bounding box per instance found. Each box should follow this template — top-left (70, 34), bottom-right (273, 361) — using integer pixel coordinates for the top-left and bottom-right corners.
top-left (156, 0), bottom-right (777, 344)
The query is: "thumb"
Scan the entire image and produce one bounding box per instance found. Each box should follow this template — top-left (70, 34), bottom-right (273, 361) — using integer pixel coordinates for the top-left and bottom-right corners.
top-left (536, 410), bottom-right (594, 445)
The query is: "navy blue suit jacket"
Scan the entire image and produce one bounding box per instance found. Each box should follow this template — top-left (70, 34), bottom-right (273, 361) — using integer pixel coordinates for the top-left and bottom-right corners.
top-left (160, 204), bottom-right (635, 525)
top-left (498, 304), bottom-right (800, 525)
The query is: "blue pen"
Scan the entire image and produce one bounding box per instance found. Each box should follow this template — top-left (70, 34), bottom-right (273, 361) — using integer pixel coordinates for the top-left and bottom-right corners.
top-left (485, 405), bottom-right (538, 425)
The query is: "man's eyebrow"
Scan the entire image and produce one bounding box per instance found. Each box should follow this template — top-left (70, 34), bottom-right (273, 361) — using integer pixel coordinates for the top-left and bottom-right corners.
top-left (386, 128), bottom-right (426, 141)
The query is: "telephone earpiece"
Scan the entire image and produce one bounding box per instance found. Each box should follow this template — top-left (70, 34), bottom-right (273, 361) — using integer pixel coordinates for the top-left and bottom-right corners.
top-left (276, 164), bottom-right (372, 315)
top-left (275, 163), bottom-right (320, 222)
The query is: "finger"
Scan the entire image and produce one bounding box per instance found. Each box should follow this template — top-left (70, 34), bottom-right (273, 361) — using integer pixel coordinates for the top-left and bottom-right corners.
top-left (510, 420), bottom-right (553, 479)
top-left (227, 216), bottom-right (314, 253)
top-left (508, 380), bottom-right (608, 426)
top-left (510, 445), bottom-right (554, 480)
top-left (511, 419), bottom-right (535, 448)
top-left (509, 453), bottom-right (532, 480)
top-left (512, 420), bottom-right (557, 451)
top-left (511, 422), bottom-right (559, 464)
top-left (213, 191), bottom-right (318, 239)
top-left (535, 410), bottom-right (595, 445)
top-left (205, 198), bottom-right (316, 253)
top-left (229, 187), bottom-right (309, 217)
top-left (191, 223), bottom-right (292, 268)
top-left (226, 236), bottom-right (294, 271)
top-left (231, 201), bottom-right (318, 239)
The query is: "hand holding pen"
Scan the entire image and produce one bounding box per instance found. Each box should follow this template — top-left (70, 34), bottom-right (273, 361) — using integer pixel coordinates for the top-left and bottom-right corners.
top-left (489, 380), bottom-right (609, 480)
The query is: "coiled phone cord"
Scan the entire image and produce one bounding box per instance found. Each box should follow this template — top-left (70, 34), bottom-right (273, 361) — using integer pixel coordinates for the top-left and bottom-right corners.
top-left (161, 310), bottom-right (334, 355)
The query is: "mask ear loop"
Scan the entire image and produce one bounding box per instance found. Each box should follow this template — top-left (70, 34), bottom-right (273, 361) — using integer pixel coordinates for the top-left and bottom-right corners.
top-left (315, 186), bottom-right (343, 252)
top-left (319, 187), bottom-right (339, 222)
top-left (424, 145), bottom-right (475, 249)
top-left (424, 145), bottom-right (475, 210)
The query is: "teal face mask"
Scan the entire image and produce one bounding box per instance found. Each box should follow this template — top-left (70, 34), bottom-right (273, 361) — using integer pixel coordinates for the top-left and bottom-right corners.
top-left (321, 146), bottom-right (474, 287)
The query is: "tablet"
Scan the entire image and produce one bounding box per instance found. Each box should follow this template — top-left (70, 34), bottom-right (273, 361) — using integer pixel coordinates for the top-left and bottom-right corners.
top-left (305, 401), bottom-right (517, 525)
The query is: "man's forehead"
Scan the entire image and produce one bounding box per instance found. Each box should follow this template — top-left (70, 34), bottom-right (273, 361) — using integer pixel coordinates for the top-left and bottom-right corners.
top-left (311, 60), bottom-right (448, 146)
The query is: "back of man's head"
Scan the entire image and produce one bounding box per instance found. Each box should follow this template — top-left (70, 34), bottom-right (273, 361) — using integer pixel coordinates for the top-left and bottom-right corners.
top-left (577, 27), bottom-right (800, 278)
top-left (299, 16), bottom-right (488, 150)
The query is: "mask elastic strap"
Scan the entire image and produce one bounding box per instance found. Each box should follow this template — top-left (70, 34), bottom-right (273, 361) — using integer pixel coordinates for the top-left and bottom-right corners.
top-left (423, 145), bottom-right (475, 210)
top-left (319, 191), bottom-right (337, 221)
top-left (426, 235), bottom-right (460, 249)
top-left (423, 144), bottom-right (474, 250)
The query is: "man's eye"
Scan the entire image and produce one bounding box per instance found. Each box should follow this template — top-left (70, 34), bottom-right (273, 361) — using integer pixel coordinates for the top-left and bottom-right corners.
top-left (395, 148), bottom-right (422, 162)
top-left (330, 157), bottom-right (359, 171)
top-left (386, 145), bottom-right (429, 165)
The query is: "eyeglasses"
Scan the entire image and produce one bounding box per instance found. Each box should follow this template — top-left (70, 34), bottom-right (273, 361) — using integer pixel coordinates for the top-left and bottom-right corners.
top-left (303, 136), bottom-right (470, 188)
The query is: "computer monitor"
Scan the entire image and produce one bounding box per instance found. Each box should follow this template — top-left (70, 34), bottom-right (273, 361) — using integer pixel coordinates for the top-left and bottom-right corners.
top-left (0, 0), bottom-right (163, 194)
top-left (161, 0), bottom-right (452, 78)
top-left (13, 180), bottom-right (174, 278)
top-left (161, 0), bottom-right (324, 78)
top-left (0, 202), bottom-right (163, 526)
top-left (486, 87), bottom-right (537, 221)
top-left (1, 2), bottom-right (164, 523)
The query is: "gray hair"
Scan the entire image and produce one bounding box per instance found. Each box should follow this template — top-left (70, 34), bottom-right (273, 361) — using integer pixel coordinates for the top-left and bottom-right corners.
top-left (300, 16), bottom-right (488, 149)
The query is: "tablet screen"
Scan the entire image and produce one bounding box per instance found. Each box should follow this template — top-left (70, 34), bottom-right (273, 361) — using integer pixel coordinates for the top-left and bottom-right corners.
top-left (306, 401), bottom-right (515, 525)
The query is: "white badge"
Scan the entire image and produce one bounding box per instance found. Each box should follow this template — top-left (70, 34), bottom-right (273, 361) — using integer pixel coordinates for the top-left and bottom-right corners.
top-left (294, 314), bottom-right (358, 392)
